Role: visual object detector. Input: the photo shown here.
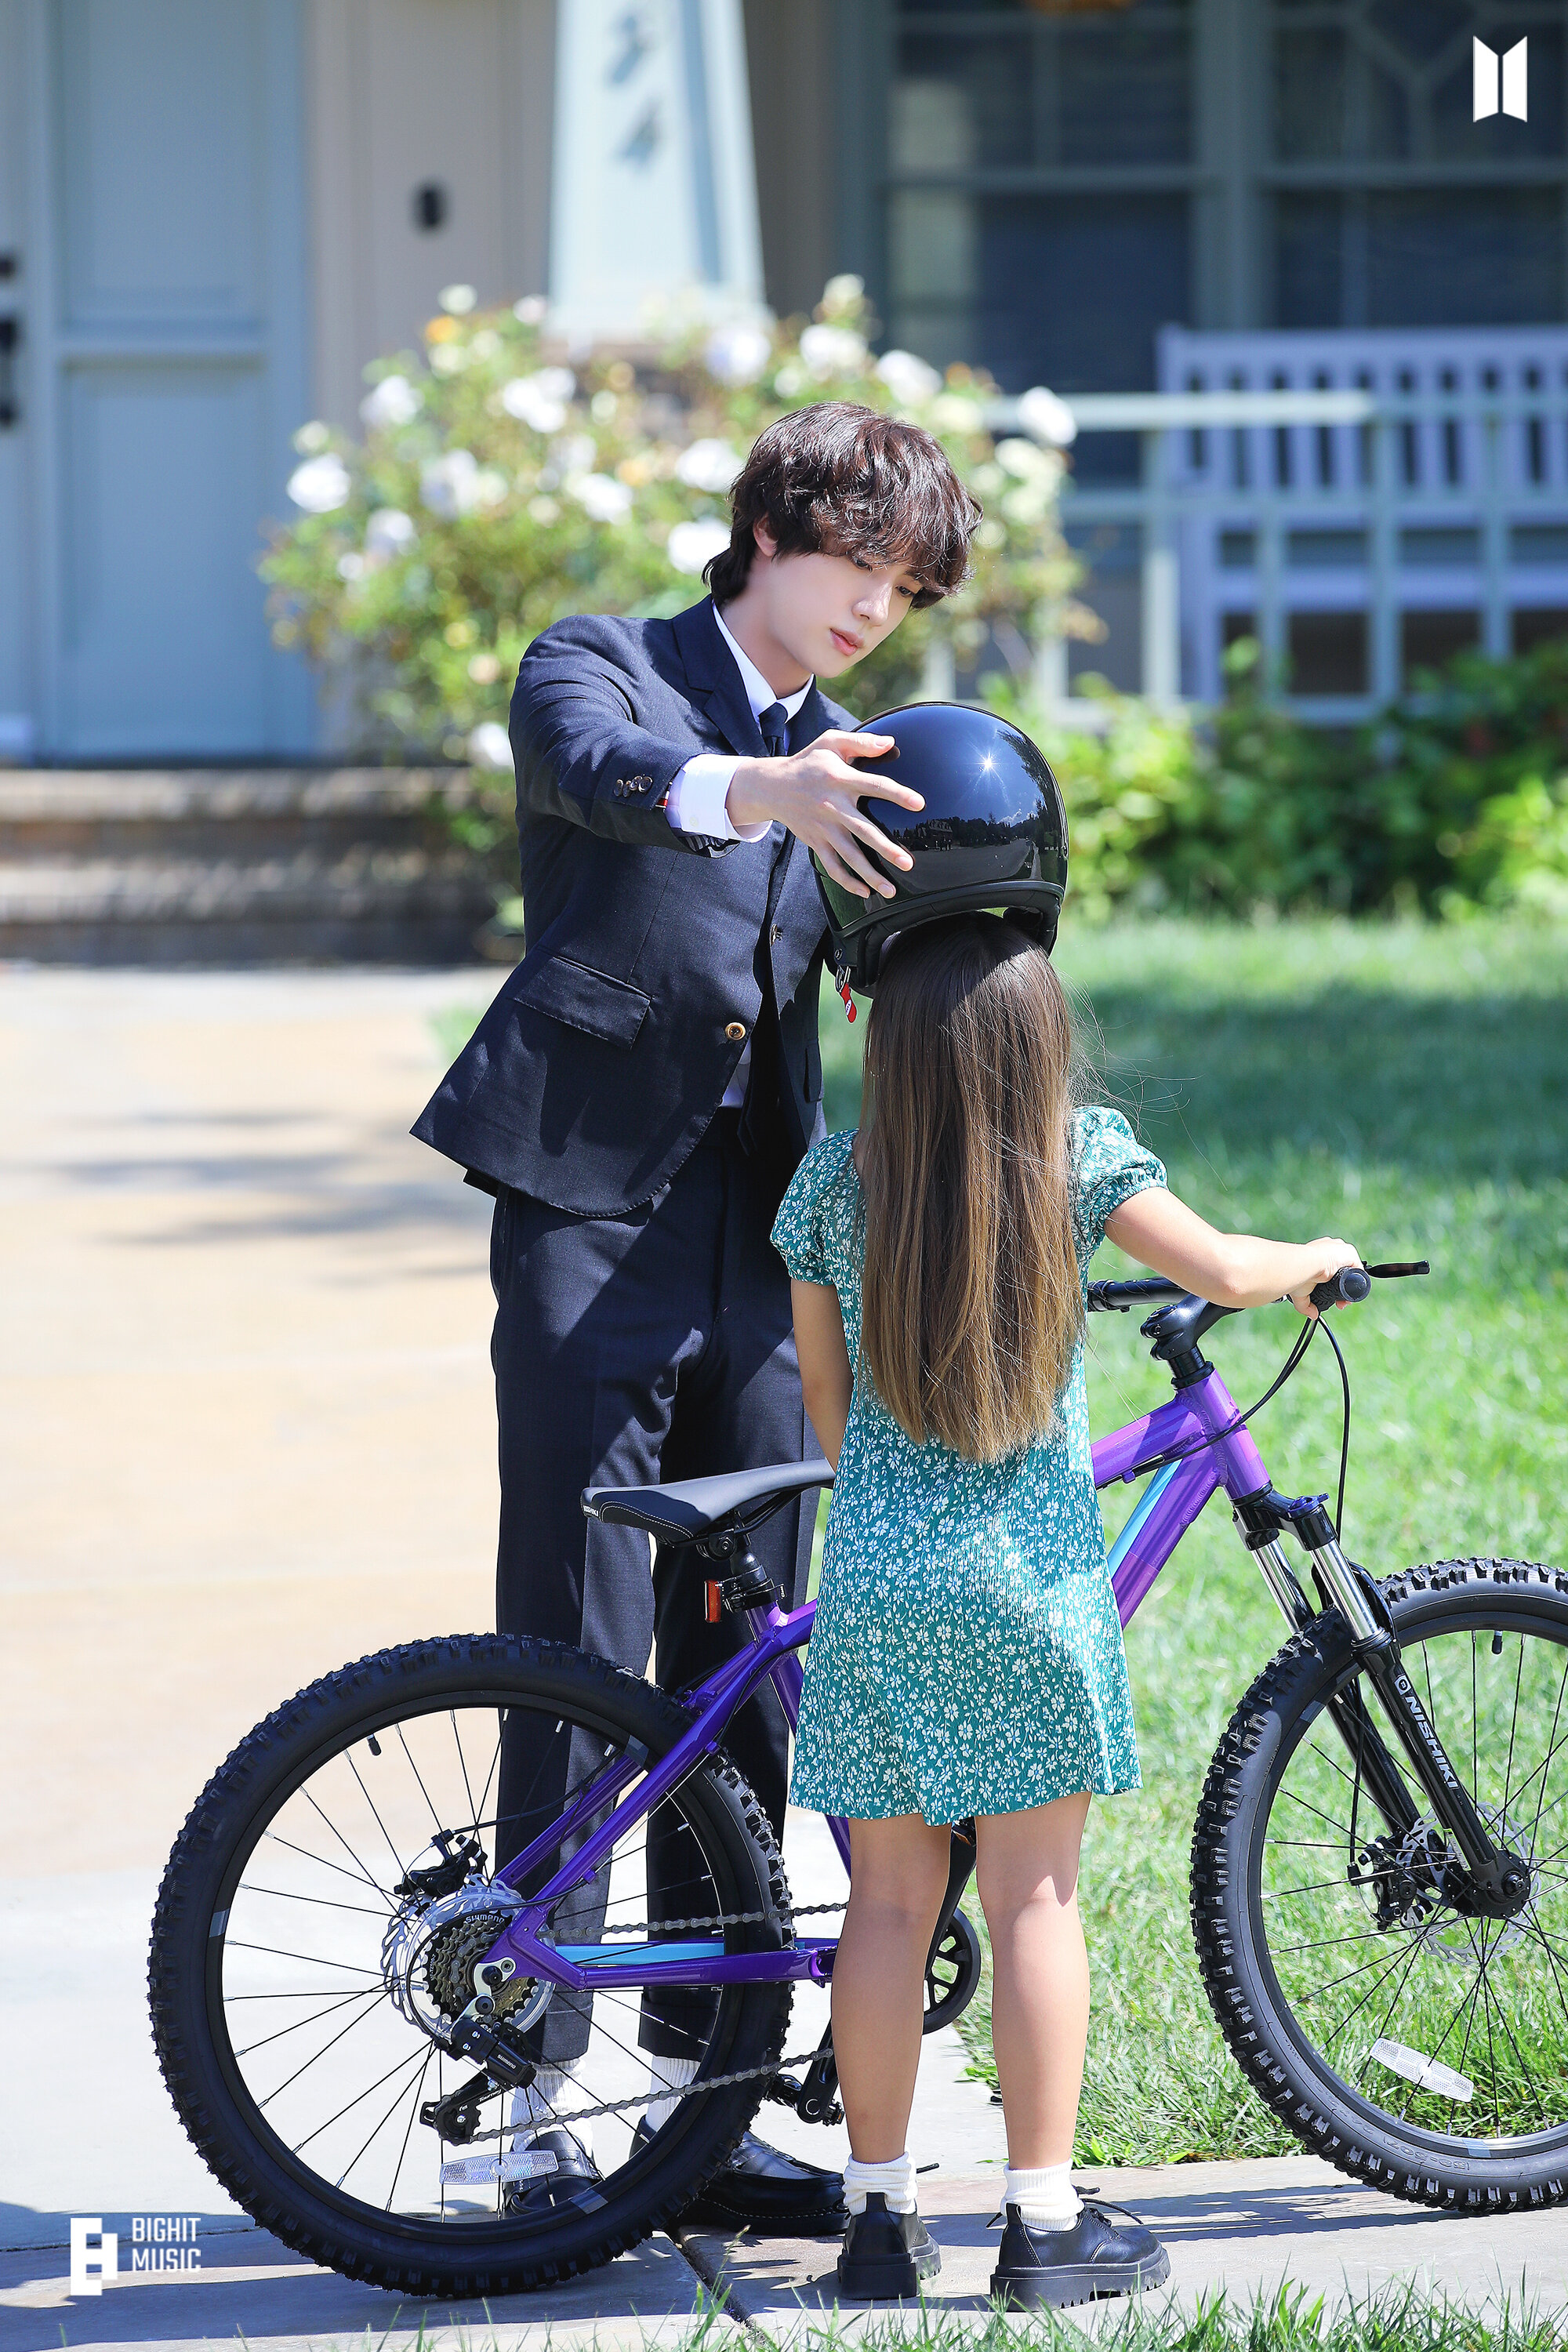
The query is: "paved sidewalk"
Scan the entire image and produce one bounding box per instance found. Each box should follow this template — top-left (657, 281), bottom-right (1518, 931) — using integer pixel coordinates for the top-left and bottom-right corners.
top-left (681, 2158), bottom-right (1568, 2336)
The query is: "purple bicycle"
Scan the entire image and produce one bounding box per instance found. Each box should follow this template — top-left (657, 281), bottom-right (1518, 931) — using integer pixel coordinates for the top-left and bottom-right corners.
top-left (150, 1264), bottom-right (1568, 2292)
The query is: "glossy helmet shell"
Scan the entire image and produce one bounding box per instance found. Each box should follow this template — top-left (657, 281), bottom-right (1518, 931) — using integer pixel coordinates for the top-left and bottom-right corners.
top-left (813, 702), bottom-right (1068, 993)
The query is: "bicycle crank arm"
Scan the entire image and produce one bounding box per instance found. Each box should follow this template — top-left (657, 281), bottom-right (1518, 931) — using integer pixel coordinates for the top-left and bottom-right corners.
top-left (1309, 1536), bottom-right (1530, 1915)
top-left (929, 1819), bottom-right (978, 1960)
top-left (769, 2024), bottom-right (842, 2127)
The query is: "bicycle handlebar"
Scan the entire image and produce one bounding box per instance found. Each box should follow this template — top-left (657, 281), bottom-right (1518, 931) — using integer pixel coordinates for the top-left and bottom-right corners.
top-left (1309, 1267), bottom-right (1371, 1309)
top-left (1088, 1258), bottom-right (1429, 1317)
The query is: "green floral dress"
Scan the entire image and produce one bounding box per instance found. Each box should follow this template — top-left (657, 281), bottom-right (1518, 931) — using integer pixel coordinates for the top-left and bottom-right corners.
top-left (771, 1107), bottom-right (1165, 1824)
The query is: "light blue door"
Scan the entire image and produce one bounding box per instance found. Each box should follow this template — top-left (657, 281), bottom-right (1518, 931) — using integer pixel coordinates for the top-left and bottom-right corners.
top-left (43, 0), bottom-right (312, 757)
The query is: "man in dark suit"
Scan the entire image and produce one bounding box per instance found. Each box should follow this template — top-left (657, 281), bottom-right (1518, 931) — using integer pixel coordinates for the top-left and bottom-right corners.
top-left (415, 402), bottom-right (978, 2228)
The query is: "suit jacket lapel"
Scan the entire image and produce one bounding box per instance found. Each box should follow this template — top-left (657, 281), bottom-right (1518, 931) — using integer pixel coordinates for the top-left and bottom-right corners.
top-left (672, 597), bottom-right (767, 758)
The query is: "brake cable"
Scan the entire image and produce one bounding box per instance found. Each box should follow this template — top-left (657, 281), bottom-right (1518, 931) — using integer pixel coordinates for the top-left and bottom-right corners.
top-left (1110, 1259), bottom-right (1428, 1545)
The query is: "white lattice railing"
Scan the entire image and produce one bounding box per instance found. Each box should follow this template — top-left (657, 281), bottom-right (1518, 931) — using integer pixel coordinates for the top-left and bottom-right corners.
top-left (1000, 328), bottom-right (1568, 721)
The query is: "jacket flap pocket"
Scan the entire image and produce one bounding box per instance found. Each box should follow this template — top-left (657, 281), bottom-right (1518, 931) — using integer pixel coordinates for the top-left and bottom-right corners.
top-left (517, 956), bottom-right (651, 1048)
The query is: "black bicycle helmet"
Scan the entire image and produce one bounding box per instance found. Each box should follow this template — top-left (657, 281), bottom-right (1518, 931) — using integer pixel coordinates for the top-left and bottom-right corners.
top-left (815, 701), bottom-right (1068, 993)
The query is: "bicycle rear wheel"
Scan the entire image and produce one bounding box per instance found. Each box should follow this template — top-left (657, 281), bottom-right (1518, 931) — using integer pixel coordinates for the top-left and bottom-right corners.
top-left (149, 1635), bottom-right (794, 2292)
top-left (1192, 1559), bottom-right (1568, 2211)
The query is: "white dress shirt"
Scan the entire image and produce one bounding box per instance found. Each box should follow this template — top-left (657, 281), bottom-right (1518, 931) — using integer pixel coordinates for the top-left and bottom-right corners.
top-left (665, 606), bottom-right (814, 1107)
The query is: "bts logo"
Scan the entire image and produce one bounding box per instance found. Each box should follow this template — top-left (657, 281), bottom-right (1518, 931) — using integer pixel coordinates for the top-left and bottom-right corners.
top-left (1473, 35), bottom-right (1527, 122)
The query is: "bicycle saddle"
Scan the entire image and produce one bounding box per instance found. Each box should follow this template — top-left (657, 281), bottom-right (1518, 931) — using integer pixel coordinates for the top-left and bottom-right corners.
top-left (582, 1459), bottom-right (833, 1544)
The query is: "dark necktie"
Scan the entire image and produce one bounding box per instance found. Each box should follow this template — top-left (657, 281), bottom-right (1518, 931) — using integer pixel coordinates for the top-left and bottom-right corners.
top-left (758, 700), bottom-right (789, 761)
top-left (738, 701), bottom-right (793, 1192)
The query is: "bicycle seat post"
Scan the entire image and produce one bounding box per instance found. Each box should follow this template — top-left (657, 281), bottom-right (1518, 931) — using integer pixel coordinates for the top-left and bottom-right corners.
top-left (702, 1527), bottom-right (777, 1634)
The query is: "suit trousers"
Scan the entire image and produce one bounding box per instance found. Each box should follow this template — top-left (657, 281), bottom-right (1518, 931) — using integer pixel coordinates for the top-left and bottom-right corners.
top-left (489, 1112), bottom-right (814, 2063)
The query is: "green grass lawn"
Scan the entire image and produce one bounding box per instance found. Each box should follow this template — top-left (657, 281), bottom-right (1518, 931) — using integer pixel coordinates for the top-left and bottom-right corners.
top-left (818, 917), bottom-right (1568, 2164)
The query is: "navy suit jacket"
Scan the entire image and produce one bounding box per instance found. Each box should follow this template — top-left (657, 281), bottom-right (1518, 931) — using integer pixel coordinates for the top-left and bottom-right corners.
top-left (412, 597), bottom-right (852, 1215)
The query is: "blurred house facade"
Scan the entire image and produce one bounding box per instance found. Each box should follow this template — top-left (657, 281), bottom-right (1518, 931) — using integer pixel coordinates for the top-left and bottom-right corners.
top-left (2, 0), bottom-right (1565, 762)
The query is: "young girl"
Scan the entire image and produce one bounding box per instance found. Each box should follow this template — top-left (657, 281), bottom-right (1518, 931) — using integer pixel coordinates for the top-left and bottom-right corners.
top-left (771, 913), bottom-right (1361, 2310)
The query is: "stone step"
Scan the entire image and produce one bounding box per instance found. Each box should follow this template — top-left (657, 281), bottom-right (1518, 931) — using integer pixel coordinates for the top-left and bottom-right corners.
top-left (0, 768), bottom-right (503, 964)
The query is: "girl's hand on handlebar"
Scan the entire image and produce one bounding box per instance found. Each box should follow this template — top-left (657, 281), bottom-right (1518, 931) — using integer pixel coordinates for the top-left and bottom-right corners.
top-left (725, 732), bottom-right (922, 898)
top-left (1289, 1240), bottom-right (1366, 1319)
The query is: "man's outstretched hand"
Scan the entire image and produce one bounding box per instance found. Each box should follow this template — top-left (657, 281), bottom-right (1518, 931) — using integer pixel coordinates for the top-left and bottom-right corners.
top-left (726, 731), bottom-right (922, 898)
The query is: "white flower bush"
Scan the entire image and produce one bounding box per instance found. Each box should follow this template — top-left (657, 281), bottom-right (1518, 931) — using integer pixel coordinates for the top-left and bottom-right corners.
top-left (361, 374), bottom-right (423, 430)
top-left (262, 274), bottom-right (1085, 779)
top-left (501, 368), bottom-right (575, 433)
top-left (674, 438), bottom-right (742, 493)
top-left (570, 472), bottom-right (634, 523)
top-left (704, 320), bottom-right (771, 386)
top-left (667, 517), bottom-right (732, 575)
top-left (286, 451), bottom-right (351, 514)
top-left (876, 349), bottom-right (942, 406)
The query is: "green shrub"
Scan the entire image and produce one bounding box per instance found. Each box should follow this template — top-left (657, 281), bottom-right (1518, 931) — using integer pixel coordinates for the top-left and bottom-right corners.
top-left (987, 636), bottom-right (1568, 920)
top-left (261, 275), bottom-right (1081, 756)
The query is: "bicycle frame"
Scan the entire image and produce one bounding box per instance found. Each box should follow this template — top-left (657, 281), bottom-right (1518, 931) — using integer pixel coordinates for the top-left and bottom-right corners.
top-left (476, 1366), bottom-right (1271, 2004)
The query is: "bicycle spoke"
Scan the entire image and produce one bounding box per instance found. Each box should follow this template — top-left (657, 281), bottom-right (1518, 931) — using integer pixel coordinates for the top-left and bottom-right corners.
top-left (335, 2045), bottom-right (435, 2193)
top-left (300, 1788), bottom-right (396, 1904)
top-left (234, 1985), bottom-right (385, 2060)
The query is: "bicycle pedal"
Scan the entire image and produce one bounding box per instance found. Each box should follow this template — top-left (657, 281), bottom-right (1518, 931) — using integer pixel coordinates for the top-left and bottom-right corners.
top-left (764, 2071), bottom-right (806, 2107)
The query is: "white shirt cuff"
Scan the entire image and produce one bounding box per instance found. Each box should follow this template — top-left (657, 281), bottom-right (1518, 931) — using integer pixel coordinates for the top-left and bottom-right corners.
top-left (666, 754), bottom-right (769, 843)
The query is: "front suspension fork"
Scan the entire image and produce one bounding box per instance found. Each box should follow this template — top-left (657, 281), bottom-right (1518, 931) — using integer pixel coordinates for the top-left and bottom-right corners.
top-left (1240, 1497), bottom-right (1530, 1916)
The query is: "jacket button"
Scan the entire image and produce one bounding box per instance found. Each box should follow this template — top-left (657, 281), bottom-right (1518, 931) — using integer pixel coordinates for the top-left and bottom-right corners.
top-left (725, 1021), bottom-right (747, 1042)
top-left (770, 924), bottom-right (782, 943)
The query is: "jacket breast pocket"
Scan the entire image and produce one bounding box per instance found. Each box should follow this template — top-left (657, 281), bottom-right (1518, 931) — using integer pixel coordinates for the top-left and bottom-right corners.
top-left (517, 956), bottom-right (651, 1049)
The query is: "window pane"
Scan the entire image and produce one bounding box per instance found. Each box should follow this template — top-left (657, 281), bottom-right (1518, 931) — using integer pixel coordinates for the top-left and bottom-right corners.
top-left (1059, 25), bottom-right (1191, 165)
top-left (976, 193), bottom-right (1189, 392)
top-left (1366, 190), bottom-right (1564, 325)
top-left (1275, 27), bottom-right (1406, 162)
top-left (888, 187), bottom-right (977, 307)
top-left (895, 31), bottom-right (1033, 169)
top-left (1275, 193), bottom-right (1341, 327)
top-left (1276, 189), bottom-right (1565, 327)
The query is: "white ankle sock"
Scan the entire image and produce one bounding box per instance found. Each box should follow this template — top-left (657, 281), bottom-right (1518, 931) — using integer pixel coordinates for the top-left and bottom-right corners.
top-left (1004, 2161), bottom-right (1080, 2230)
top-left (508, 2067), bottom-right (589, 2154)
top-left (843, 2152), bottom-right (916, 2216)
top-left (644, 2053), bottom-right (700, 2132)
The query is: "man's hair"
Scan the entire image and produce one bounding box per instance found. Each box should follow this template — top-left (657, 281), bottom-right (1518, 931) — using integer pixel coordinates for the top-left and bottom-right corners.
top-left (704, 402), bottom-right (979, 610)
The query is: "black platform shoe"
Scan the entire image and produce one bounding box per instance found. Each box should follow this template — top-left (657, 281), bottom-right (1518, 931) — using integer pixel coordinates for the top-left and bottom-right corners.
top-left (990, 2198), bottom-right (1169, 2310)
top-left (636, 2122), bottom-right (847, 2236)
top-left (501, 2125), bottom-right (602, 2217)
top-left (836, 2192), bottom-right (941, 2301)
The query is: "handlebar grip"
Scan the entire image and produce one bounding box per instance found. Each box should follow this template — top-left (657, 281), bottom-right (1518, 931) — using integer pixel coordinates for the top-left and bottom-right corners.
top-left (1309, 1267), bottom-right (1372, 1309)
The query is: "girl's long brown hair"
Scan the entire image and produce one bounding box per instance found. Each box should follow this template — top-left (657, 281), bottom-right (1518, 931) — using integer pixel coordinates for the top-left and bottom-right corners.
top-left (858, 916), bottom-right (1083, 1463)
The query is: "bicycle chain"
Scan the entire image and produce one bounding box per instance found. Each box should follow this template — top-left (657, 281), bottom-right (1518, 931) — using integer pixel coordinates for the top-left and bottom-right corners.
top-left (461, 2049), bottom-right (829, 2140)
top-left (590, 1898), bottom-right (845, 1936)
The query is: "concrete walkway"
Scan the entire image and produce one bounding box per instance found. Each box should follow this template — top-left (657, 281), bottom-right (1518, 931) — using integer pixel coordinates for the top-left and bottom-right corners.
top-left (2, 970), bottom-right (1563, 2347)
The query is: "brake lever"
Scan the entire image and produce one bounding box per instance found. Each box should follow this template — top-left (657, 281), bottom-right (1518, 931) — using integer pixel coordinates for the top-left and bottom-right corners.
top-left (1366, 1261), bottom-right (1431, 1279)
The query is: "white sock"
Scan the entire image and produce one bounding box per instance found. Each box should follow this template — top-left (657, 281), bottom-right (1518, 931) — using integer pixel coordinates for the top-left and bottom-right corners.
top-left (1004, 2161), bottom-right (1080, 2230)
top-left (508, 2067), bottom-right (590, 2156)
top-left (644, 2053), bottom-right (700, 2132)
top-left (843, 2152), bottom-right (916, 2216)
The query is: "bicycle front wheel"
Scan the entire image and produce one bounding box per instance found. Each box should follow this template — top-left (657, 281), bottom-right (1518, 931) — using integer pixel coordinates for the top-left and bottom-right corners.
top-left (148, 1635), bottom-right (794, 2293)
top-left (1192, 1559), bottom-right (1568, 2212)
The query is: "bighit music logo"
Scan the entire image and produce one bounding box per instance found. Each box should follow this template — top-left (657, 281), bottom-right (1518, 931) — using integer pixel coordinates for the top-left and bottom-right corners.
top-left (1473, 35), bottom-right (1527, 122)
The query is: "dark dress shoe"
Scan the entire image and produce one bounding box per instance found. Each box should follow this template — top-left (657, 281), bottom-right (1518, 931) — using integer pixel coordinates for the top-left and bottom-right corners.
top-left (989, 2198), bottom-right (1170, 2310)
top-left (636, 2122), bottom-right (846, 2234)
top-left (836, 2192), bottom-right (940, 2301)
top-left (501, 2125), bottom-right (603, 2218)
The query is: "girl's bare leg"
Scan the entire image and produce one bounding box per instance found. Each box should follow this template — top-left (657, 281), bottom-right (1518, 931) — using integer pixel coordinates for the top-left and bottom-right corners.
top-left (832, 1813), bottom-right (952, 2161)
top-left (975, 1794), bottom-right (1093, 2170)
